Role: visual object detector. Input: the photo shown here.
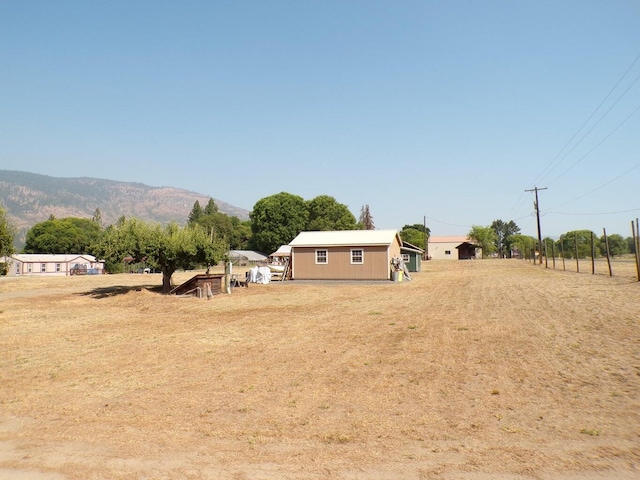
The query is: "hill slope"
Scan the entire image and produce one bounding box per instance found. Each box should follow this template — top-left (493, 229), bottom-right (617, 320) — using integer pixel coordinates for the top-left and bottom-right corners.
top-left (0, 170), bottom-right (250, 245)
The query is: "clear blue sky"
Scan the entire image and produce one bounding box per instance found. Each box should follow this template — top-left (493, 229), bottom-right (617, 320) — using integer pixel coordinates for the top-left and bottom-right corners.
top-left (2, 1), bottom-right (639, 238)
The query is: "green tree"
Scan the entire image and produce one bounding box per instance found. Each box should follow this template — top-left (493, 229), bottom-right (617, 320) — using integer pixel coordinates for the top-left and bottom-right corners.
top-left (203, 198), bottom-right (219, 216)
top-left (199, 212), bottom-right (234, 243)
top-left (509, 234), bottom-right (537, 259)
top-left (306, 195), bottom-right (357, 231)
top-left (94, 218), bottom-right (225, 293)
top-left (250, 192), bottom-right (308, 254)
top-left (468, 225), bottom-right (498, 258)
top-left (625, 236), bottom-right (637, 255)
top-left (0, 205), bottom-right (16, 274)
top-left (23, 217), bottom-right (101, 254)
top-left (187, 201), bottom-right (204, 225)
top-left (600, 233), bottom-right (628, 257)
top-left (557, 230), bottom-right (600, 259)
top-left (358, 204), bottom-right (375, 230)
top-left (490, 219), bottom-right (520, 258)
top-left (399, 224), bottom-right (430, 250)
top-left (229, 217), bottom-right (252, 250)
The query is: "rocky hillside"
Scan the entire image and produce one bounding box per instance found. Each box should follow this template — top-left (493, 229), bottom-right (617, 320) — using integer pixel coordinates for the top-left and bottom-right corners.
top-left (0, 170), bottom-right (250, 246)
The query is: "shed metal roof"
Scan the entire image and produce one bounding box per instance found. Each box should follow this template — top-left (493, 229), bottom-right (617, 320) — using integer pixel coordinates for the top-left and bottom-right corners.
top-left (228, 250), bottom-right (268, 262)
top-left (289, 229), bottom-right (401, 247)
top-left (270, 245), bottom-right (291, 257)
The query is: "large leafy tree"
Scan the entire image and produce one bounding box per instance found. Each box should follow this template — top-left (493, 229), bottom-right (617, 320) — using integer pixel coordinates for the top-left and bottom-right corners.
top-left (94, 218), bottom-right (225, 293)
top-left (509, 234), bottom-right (537, 259)
top-left (625, 236), bottom-right (637, 255)
top-left (250, 192), bottom-right (308, 254)
top-left (399, 224), bottom-right (430, 250)
top-left (557, 230), bottom-right (600, 259)
top-left (229, 217), bottom-right (252, 250)
top-left (306, 195), bottom-right (357, 231)
top-left (490, 219), bottom-right (520, 258)
top-left (468, 225), bottom-right (498, 258)
top-left (600, 233), bottom-right (628, 257)
top-left (23, 217), bottom-right (101, 254)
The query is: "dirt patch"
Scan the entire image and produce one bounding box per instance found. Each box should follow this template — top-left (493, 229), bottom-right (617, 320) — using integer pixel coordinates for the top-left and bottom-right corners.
top-left (1, 260), bottom-right (639, 479)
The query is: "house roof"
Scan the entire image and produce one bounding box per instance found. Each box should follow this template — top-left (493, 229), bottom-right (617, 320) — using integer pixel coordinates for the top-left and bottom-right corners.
top-left (428, 236), bottom-right (471, 244)
top-left (228, 250), bottom-right (268, 262)
top-left (10, 254), bottom-right (98, 263)
top-left (289, 229), bottom-right (401, 247)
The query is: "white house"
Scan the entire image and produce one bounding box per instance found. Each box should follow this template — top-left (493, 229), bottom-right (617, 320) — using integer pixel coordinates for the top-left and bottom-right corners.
top-left (1, 254), bottom-right (105, 276)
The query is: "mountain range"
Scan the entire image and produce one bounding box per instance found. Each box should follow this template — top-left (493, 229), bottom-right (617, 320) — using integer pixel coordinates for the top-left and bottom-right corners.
top-left (0, 170), bottom-right (250, 246)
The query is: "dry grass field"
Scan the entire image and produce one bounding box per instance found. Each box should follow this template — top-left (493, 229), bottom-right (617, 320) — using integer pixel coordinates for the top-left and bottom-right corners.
top-left (1, 259), bottom-right (639, 480)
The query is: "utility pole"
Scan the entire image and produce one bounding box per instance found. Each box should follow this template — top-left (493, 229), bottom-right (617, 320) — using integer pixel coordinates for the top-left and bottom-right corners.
top-left (525, 186), bottom-right (547, 265)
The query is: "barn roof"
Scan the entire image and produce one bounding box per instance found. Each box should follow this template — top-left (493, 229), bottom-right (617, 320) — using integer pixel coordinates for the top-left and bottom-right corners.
top-left (290, 229), bottom-right (401, 247)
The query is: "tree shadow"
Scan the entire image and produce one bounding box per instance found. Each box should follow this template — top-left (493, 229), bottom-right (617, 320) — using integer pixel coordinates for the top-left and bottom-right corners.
top-left (79, 284), bottom-right (164, 299)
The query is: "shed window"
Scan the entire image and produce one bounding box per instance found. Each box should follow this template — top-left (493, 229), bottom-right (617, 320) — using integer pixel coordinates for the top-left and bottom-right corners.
top-left (445, 250), bottom-right (451, 255)
top-left (16, 264), bottom-right (20, 274)
top-left (315, 250), bottom-right (328, 264)
top-left (402, 253), bottom-right (410, 263)
top-left (351, 249), bottom-right (364, 264)
top-left (41, 263), bottom-right (46, 272)
top-left (27, 264), bottom-right (32, 273)
top-left (56, 263), bottom-right (61, 272)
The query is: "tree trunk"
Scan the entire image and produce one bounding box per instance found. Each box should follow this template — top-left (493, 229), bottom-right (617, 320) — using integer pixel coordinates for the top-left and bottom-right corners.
top-left (162, 269), bottom-right (174, 294)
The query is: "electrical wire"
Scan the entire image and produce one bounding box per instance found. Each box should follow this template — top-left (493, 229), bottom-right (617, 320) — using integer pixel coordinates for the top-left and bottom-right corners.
top-left (547, 163), bottom-right (640, 210)
top-left (545, 207), bottom-right (640, 216)
top-left (532, 51), bottom-right (640, 186)
top-left (547, 103), bottom-right (640, 186)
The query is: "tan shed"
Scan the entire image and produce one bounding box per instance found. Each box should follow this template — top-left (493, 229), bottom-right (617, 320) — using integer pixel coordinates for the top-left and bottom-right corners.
top-left (289, 229), bottom-right (402, 281)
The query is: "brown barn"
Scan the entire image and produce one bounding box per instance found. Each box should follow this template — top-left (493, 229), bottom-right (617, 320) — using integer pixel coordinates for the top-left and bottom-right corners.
top-left (289, 230), bottom-right (402, 281)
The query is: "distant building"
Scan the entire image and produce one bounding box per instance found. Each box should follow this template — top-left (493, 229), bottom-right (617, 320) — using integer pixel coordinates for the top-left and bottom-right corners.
top-left (1, 254), bottom-right (105, 276)
top-left (428, 236), bottom-right (481, 260)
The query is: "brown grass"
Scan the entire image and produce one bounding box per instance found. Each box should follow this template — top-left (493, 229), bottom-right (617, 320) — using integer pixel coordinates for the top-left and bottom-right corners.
top-left (1, 260), bottom-right (639, 479)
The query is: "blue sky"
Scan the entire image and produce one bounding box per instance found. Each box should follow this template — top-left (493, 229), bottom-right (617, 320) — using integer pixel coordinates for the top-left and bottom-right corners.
top-left (2, 1), bottom-right (639, 238)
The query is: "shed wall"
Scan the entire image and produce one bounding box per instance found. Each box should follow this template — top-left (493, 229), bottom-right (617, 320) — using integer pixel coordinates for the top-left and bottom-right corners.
top-left (293, 245), bottom-right (392, 280)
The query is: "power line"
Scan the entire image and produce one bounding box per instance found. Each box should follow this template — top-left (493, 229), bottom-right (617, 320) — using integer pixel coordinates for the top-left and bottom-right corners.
top-left (545, 207), bottom-right (640, 217)
top-left (547, 102), bottom-right (640, 186)
top-left (547, 163), bottom-right (640, 210)
top-left (425, 216), bottom-right (472, 228)
top-left (532, 51), bottom-right (640, 186)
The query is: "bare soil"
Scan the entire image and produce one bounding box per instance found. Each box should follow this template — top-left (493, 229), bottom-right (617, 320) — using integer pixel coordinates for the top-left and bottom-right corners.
top-left (1, 260), bottom-right (639, 479)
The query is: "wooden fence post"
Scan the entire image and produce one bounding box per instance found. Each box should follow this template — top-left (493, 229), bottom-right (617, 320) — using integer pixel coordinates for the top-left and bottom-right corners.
top-left (575, 232), bottom-right (579, 273)
top-left (603, 228), bottom-right (613, 277)
top-left (633, 220), bottom-right (640, 282)
top-left (551, 241), bottom-right (556, 269)
top-left (561, 241), bottom-right (565, 271)
top-left (544, 240), bottom-right (548, 269)
top-left (591, 231), bottom-right (595, 275)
